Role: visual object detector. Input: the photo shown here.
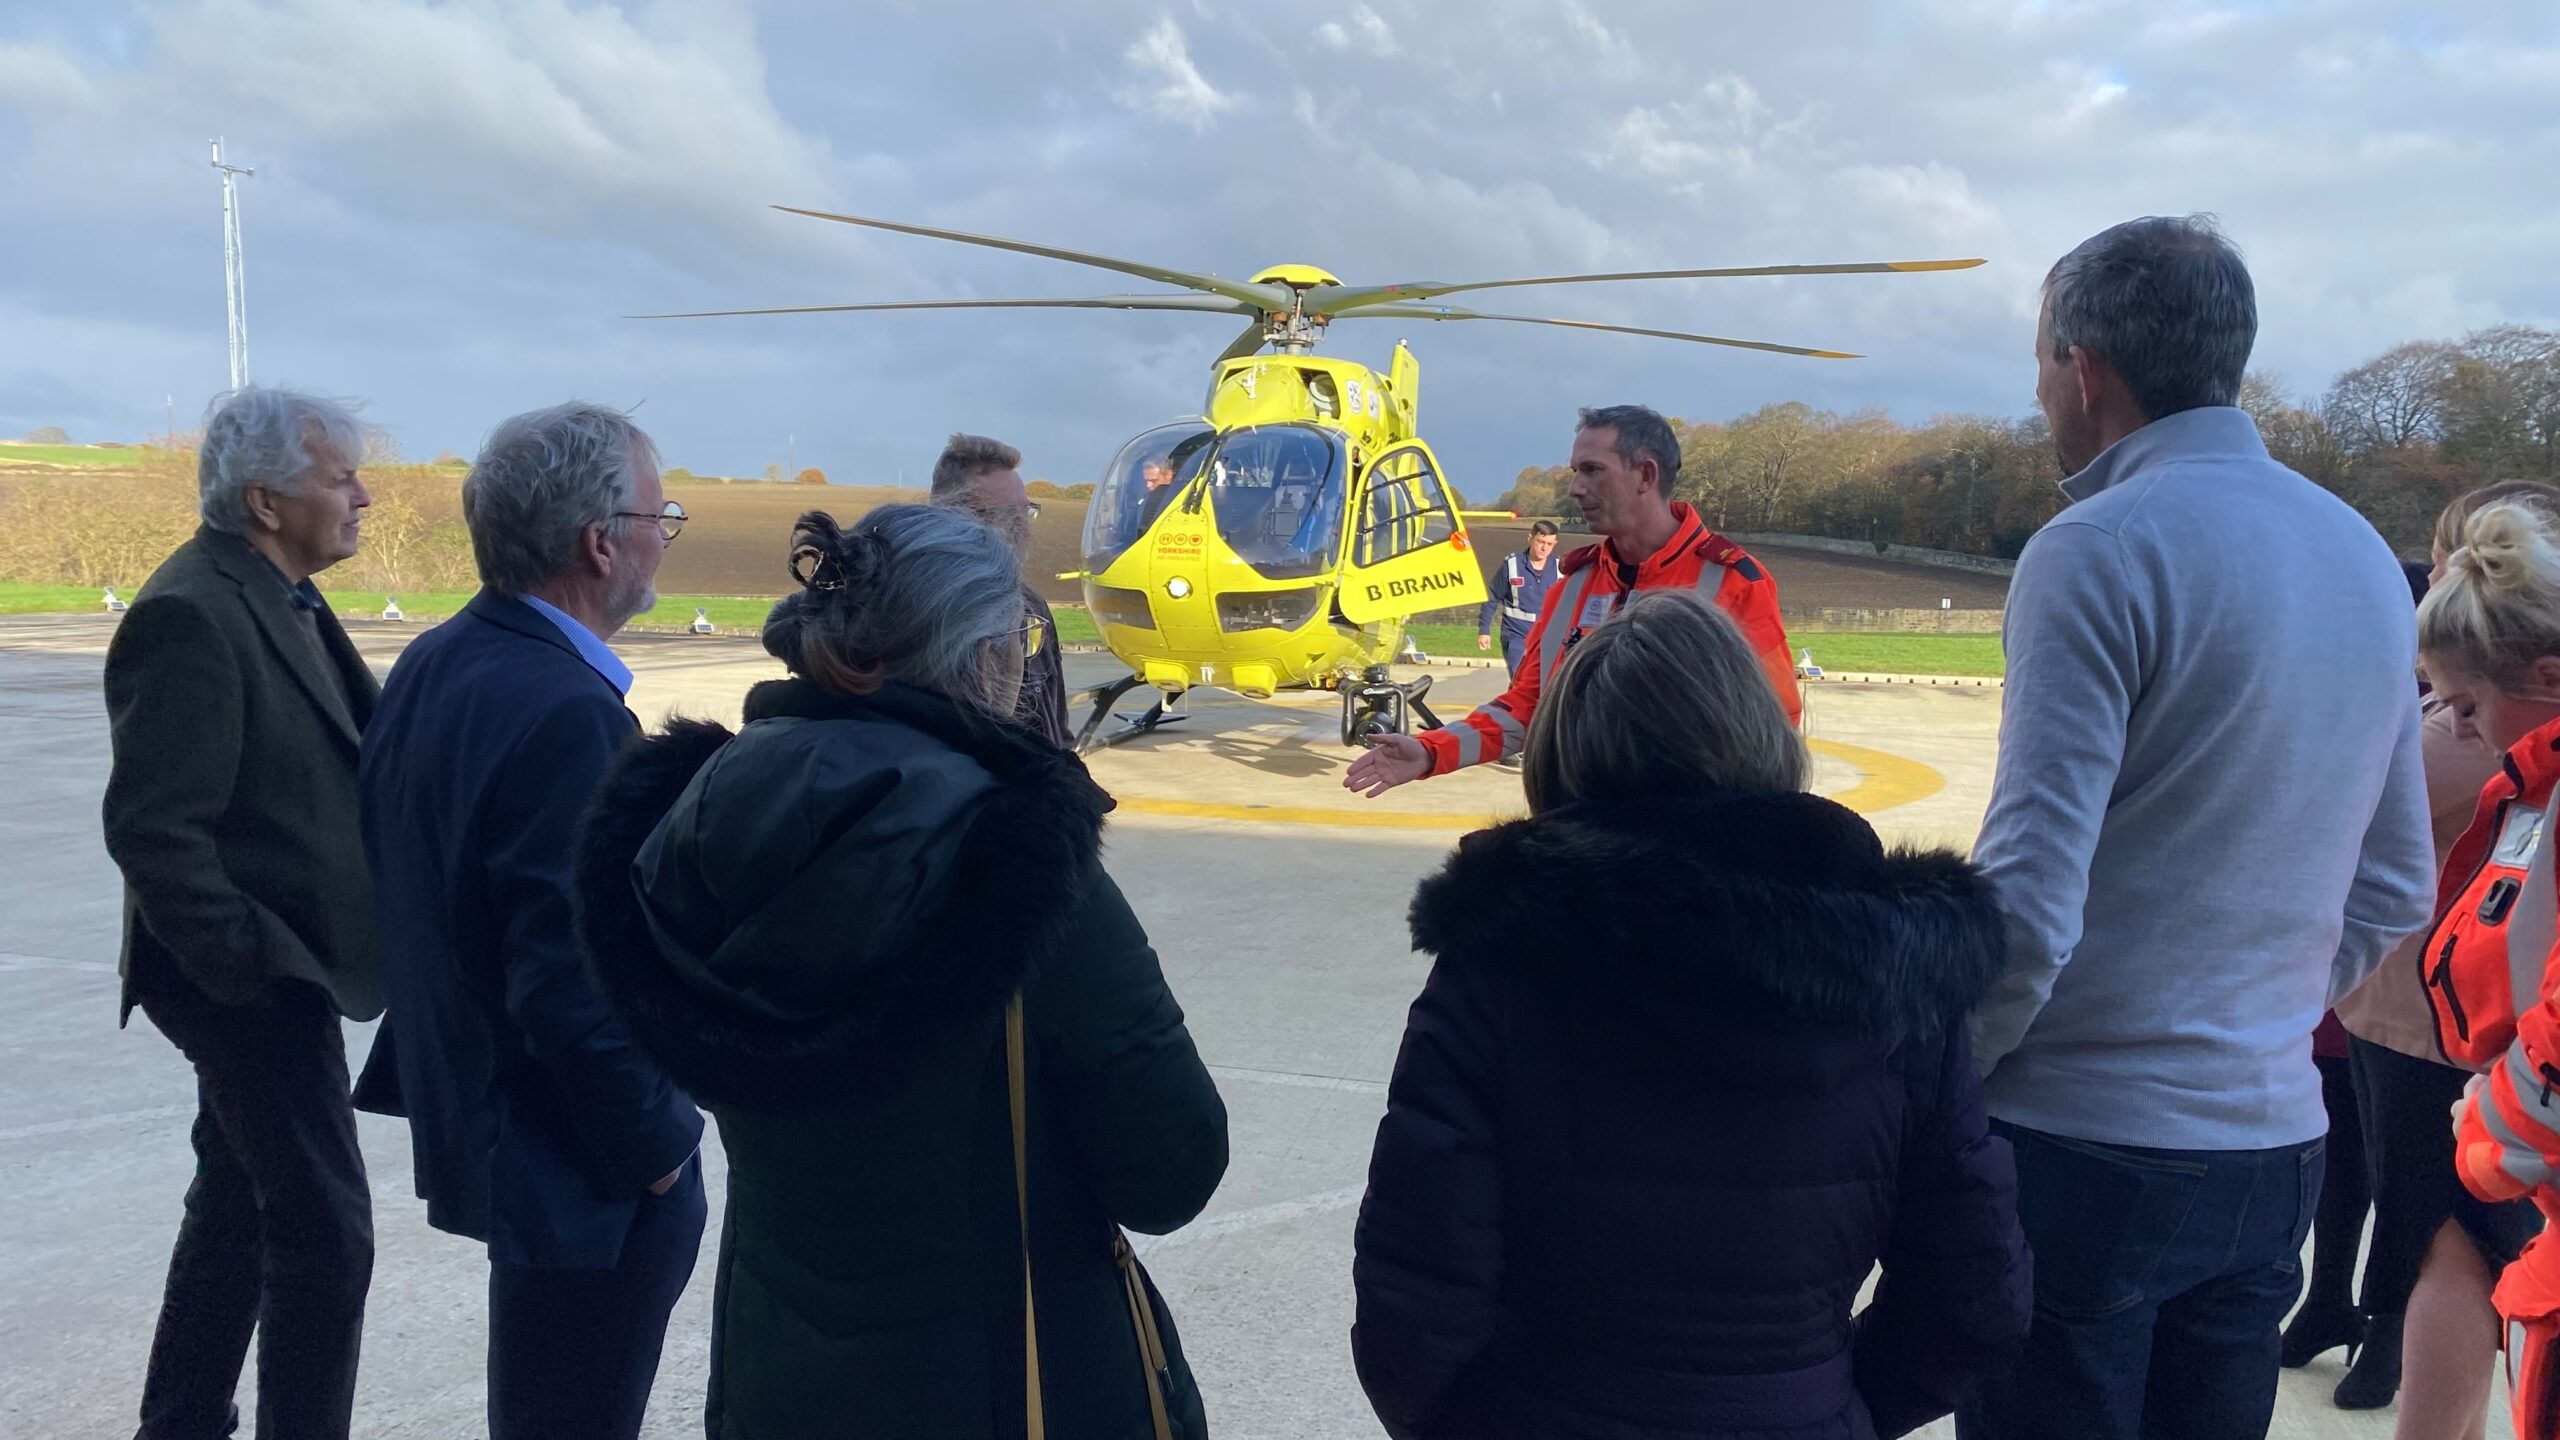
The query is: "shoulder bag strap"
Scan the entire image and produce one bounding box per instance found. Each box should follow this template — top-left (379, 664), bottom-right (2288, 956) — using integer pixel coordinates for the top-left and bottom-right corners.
top-left (1007, 994), bottom-right (1045, 1440)
top-left (1116, 1232), bottom-right (1178, 1440)
top-left (1011, 991), bottom-right (1177, 1440)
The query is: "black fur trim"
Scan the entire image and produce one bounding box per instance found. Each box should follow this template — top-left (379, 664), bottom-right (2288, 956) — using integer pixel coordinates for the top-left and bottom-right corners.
top-left (1409, 790), bottom-right (2004, 1038)
top-left (574, 693), bottom-right (1109, 1111)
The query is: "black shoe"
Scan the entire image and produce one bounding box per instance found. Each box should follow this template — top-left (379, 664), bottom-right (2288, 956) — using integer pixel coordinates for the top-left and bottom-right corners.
top-left (2334, 1312), bottom-right (2403, 1410)
top-left (2280, 1301), bottom-right (2365, 1369)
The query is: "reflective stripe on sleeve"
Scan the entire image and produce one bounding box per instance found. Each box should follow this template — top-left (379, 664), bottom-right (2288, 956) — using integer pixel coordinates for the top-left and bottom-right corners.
top-left (1451, 722), bottom-right (1484, 769)
top-left (2478, 1076), bottom-right (2558, 1191)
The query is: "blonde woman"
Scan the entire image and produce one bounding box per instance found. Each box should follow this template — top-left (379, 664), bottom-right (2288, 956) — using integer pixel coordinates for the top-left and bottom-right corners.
top-left (2316, 484), bottom-right (2557, 1431)
top-left (1352, 589), bottom-right (2029, 1440)
top-left (2415, 496), bottom-right (2560, 1440)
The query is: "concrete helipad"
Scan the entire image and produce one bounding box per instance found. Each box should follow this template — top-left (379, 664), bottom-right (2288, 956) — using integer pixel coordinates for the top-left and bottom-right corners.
top-left (0, 613), bottom-right (2490, 1438)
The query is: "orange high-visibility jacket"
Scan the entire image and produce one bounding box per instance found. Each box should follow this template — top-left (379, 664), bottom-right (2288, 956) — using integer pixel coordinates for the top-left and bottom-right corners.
top-left (1418, 503), bottom-right (1801, 777)
top-left (2434, 717), bottom-right (2560, 1439)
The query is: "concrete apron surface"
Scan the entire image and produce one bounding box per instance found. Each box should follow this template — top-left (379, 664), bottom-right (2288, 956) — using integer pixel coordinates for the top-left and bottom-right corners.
top-left (0, 614), bottom-right (2485, 1438)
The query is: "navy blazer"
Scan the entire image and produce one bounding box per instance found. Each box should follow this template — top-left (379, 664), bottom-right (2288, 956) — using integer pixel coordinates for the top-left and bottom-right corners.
top-left (354, 589), bottom-right (701, 1268)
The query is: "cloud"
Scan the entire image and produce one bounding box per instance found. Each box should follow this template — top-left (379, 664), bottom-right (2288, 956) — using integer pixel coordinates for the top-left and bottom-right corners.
top-left (0, 39), bottom-right (95, 109)
top-left (1117, 15), bottom-right (1236, 132)
top-left (1315, 5), bottom-right (1398, 54)
top-left (0, 0), bottom-right (2550, 491)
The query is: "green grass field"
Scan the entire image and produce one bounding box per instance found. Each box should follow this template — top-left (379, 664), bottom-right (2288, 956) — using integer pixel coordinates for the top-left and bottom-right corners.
top-left (0, 444), bottom-right (158, 469)
top-left (0, 583), bottom-right (2005, 676)
top-left (0, 584), bottom-right (125, 614)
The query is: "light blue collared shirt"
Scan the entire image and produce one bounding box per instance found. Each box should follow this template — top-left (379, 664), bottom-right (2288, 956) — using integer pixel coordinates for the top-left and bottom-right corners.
top-left (516, 593), bottom-right (634, 697)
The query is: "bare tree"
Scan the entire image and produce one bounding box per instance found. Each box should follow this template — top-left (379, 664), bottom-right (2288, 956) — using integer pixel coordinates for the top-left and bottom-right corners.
top-left (2237, 370), bottom-right (2290, 428)
top-left (2439, 324), bottom-right (2560, 481)
top-left (2323, 342), bottom-right (2457, 455)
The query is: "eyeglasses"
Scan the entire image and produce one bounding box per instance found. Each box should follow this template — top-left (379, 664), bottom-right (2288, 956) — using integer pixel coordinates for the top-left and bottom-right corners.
top-left (1023, 502), bottom-right (1042, 521)
top-left (1014, 616), bottom-right (1048, 659)
top-left (613, 501), bottom-right (688, 543)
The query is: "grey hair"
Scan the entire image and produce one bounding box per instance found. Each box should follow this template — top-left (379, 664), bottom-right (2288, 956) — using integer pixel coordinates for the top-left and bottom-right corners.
top-left (1523, 588), bottom-right (1806, 813)
top-left (2043, 214), bottom-right (2257, 420)
top-left (1576, 405), bottom-right (1681, 492)
top-left (761, 503), bottom-right (1028, 716)
top-left (197, 386), bottom-right (367, 533)
top-left (461, 402), bottom-right (659, 593)
top-left (930, 433), bottom-right (1022, 497)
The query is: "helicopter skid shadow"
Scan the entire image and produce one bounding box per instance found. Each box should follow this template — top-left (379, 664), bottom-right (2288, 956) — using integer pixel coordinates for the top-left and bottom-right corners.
top-left (1088, 696), bottom-right (1347, 782)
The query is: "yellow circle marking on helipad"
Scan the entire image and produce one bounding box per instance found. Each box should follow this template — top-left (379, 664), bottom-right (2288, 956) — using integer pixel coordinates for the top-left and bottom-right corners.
top-left (1808, 737), bottom-right (1947, 815)
top-left (1110, 737), bottom-right (1945, 831)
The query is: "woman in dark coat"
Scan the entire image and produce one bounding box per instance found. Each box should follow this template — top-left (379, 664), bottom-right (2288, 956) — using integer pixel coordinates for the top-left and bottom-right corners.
top-left (575, 506), bottom-right (1228, 1439)
top-left (1352, 589), bottom-right (2031, 1440)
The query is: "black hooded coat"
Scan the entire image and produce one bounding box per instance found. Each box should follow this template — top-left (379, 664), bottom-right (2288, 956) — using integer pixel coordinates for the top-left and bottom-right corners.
top-left (1351, 789), bottom-right (2031, 1440)
top-left (575, 678), bottom-right (1228, 1440)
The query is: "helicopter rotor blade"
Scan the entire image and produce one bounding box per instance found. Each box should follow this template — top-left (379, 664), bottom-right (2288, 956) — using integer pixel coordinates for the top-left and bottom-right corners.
top-left (629, 294), bottom-right (1258, 321)
top-left (773, 206), bottom-right (1291, 313)
top-left (1213, 319), bottom-right (1269, 364)
top-left (1342, 302), bottom-right (1863, 359)
top-left (1317, 258), bottom-right (1984, 314)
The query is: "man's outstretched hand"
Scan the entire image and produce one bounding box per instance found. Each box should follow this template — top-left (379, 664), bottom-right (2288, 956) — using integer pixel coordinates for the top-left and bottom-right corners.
top-left (1344, 733), bottom-right (1431, 798)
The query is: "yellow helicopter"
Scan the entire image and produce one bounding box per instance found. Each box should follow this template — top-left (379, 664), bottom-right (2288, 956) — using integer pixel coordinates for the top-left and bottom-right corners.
top-left (645, 207), bottom-right (1982, 751)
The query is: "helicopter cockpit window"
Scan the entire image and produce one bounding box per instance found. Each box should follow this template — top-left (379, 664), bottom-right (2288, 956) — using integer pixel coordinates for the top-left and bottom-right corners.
top-left (1086, 422), bottom-right (1214, 567)
top-left (1203, 425), bottom-right (1348, 581)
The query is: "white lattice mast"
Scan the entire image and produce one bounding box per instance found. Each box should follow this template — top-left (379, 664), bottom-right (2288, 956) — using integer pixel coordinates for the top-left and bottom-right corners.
top-left (210, 138), bottom-right (254, 389)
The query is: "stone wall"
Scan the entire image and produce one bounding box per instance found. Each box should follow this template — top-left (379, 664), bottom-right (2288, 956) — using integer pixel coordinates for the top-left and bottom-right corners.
top-left (1731, 531), bottom-right (2018, 577)
top-left (1791, 607), bottom-right (2006, 634)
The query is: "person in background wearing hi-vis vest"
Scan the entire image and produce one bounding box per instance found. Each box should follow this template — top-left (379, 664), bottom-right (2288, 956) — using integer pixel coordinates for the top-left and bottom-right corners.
top-left (1477, 519), bottom-right (1561, 677)
top-left (1345, 404), bottom-right (1801, 799)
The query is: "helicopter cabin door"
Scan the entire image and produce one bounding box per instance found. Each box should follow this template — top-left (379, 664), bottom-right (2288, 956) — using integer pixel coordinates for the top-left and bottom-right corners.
top-left (1337, 441), bottom-right (1488, 625)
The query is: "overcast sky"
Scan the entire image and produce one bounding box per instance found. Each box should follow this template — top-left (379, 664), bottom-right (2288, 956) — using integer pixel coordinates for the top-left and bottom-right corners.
top-left (2, 0), bottom-right (2553, 493)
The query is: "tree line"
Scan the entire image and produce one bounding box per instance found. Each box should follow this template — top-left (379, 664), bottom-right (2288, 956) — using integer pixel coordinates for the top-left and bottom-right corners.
top-left (1490, 324), bottom-right (2559, 559)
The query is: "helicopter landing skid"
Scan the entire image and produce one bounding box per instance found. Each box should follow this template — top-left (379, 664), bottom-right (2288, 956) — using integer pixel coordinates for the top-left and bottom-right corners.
top-left (1340, 667), bottom-right (1444, 748)
top-left (1072, 675), bottom-right (1189, 756)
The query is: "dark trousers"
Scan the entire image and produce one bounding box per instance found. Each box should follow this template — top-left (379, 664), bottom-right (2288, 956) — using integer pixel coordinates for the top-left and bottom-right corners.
top-left (133, 972), bottom-right (372, 1440)
top-left (2349, 1036), bottom-right (2541, 1313)
top-left (1955, 1120), bottom-right (2322, 1440)
top-left (1500, 626), bottom-right (1529, 679)
top-left (2302, 1051), bottom-right (2371, 1311)
top-left (487, 1157), bottom-right (706, 1440)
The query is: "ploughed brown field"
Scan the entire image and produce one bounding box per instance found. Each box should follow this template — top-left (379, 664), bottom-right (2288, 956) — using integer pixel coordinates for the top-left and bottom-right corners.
top-left (660, 483), bottom-right (2012, 615)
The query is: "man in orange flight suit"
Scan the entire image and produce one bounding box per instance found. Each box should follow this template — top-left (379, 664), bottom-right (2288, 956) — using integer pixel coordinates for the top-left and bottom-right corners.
top-left (1345, 404), bottom-right (1800, 799)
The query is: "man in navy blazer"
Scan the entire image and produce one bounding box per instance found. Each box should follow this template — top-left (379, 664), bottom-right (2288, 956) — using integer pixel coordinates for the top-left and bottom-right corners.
top-left (354, 402), bottom-right (701, 1440)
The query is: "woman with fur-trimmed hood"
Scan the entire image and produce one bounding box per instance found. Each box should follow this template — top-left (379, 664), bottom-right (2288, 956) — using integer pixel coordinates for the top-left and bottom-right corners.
top-left (1351, 590), bottom-right (2031, 1440)
top-left (575, 506), bottom-right (1227, 1439)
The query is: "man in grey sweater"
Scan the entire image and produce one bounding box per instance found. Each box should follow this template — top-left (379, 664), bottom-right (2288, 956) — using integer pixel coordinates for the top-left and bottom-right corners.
top-left (1956, 217), bottom-right (2436, 1440)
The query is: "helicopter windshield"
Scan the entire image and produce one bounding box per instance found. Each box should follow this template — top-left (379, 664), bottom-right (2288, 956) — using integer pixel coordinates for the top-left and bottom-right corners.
top-left (1201, 425), bottom-right (1350, 581)
top-left (1086, 422), bottom-right (1215, 567)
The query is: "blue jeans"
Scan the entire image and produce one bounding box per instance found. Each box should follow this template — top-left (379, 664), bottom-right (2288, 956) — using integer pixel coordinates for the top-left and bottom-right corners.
top-left (1955, 1120), bottom-right (2322, 1440)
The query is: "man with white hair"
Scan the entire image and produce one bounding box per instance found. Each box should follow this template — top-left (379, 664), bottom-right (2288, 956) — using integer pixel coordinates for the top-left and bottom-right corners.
top-left (102, 385), bottom-right (383, 1440)
top-left (352, 402), bottom-right (702, 1440)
